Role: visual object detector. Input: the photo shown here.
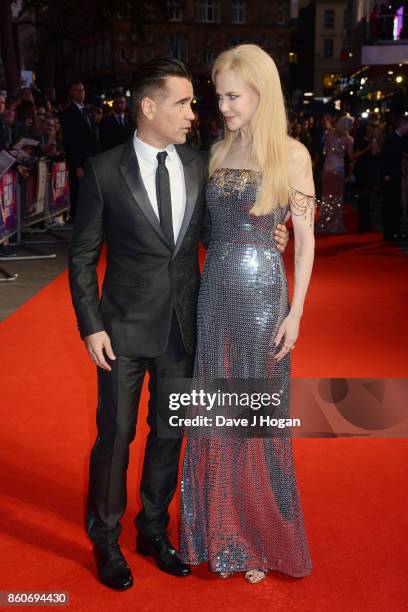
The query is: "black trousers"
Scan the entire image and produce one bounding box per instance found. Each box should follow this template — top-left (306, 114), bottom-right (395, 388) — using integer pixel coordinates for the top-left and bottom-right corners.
top-left (383, 178), bottom-right (402, 239)
top-left (86, 312), bottom-right (193, 545)
top-left (68, 166), bottom-right (79, 222)
top-left (356, 186), bottom-right (371, 233)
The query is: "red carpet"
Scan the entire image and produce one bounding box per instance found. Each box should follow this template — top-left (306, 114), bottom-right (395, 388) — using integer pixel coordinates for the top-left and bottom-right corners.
top-left (1, 229), bottom-right (407, 611)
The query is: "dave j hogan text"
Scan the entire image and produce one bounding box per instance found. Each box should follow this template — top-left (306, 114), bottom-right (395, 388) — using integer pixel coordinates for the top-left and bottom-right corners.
top-left (168, 415), bottom-right (301, 428)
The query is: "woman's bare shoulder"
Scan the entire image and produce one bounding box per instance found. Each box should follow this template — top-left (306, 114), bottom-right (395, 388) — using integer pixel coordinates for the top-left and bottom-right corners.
top-left (286, 137), bottom-right (315, 197)
top-left (287, 137), bottom-right (312, 175)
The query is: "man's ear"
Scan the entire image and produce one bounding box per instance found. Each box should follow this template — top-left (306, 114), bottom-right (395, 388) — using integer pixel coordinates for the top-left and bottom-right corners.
top-left (140, 97), bottom-right (156, 121)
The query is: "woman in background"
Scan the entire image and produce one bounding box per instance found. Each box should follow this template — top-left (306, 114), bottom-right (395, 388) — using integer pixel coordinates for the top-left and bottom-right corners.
top-left (315, 114), bottom-right (354, 234)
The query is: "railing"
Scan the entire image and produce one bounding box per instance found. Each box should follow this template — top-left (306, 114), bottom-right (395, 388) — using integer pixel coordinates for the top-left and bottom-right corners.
top-left (0, 158), bottom-right (70, 282)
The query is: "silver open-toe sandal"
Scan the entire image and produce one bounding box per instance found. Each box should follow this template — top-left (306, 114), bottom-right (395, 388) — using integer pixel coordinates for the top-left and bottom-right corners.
top-left (218, 572), bottom-right (233, 578)
top-left (244, 569), bottom-right (268, 584)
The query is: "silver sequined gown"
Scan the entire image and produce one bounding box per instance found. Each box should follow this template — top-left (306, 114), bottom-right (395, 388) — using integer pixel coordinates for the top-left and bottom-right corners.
top-left (179, 168), bottom-right (313, 577)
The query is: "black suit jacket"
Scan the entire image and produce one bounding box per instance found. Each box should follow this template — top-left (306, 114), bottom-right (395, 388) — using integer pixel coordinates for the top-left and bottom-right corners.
top-left (60, 102), bottom-right (99, 169)
top-left (99, 114), bottom-right (134, 152)
top-left (68, 138), bottom-right (211, 358)
top-left (381, 131), bottom-right (408, 180)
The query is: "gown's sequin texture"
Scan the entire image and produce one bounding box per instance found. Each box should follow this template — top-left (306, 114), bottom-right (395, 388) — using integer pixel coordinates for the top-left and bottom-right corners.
top-left (179, 168), bottom-right (313, 577)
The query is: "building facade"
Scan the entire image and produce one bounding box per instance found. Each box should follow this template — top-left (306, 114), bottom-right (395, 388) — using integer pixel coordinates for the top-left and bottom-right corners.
top-left (63, 0), bottom-right (292, 99)
top-left (341, 0), bottom-right (408, 116)
top-left (313, 0), bottom-right (348, 95)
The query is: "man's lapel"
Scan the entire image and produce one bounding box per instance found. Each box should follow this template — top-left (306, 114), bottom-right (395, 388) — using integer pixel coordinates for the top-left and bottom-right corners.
top-left (117, 139), bottom-right (200, 255)
top-left (173, 144), bottom-right (199, 259)
top-left (73, 103), bottom-right (91, 131)
top-left (118, 138), bottom-right (169, 246)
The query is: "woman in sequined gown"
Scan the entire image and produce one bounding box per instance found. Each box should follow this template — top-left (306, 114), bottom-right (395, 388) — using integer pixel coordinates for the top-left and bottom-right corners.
top-left (179, 45), bottom-right (316, 583)
top-left (315, 115), bottom-right (354, 234)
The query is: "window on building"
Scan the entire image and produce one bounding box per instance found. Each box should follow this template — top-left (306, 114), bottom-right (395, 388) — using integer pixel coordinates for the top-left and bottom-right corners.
top-left (116, 48), bottom-right (126, 63)
top-left (343, 8), bottom-right (348, 29)
top-left (96, 42), bottom-right (103, 68)
top-left (144, 47), bottom-right (154, 61)
top-left (144, 32), bottom-right (154, 44)
top-left (73, 50), bottom-right (80, 72)
top-left (62, 39), bottom-right (71, 56)
top-left (87, 46), bottom-right (95, 70)
top-left (117, 1), bottom-right (132, 18)
top-left (277, 50), bottom-right (285, 66)
top-left (277, 0), bottom-right (286, 25)
top-left (143, 2), bottom-right (158, 20)
top-left (323, 38), bottom-right (334, 57)
top-left (200, 50), bottom-right (215, 64)
top-left (80, 49), bottom-right (86, 72)
top-left (324, 9), bottom-right (335, 28)
top-left (232, 1), bottom-right (246, 24)
top-left (129, 48), bottom-right (137, 63)
top-left (230, 36), bottom-right (247, 46)
top-left (168, 1), bottom-right (183, 20)
top-left (104, 39), bottom-right (111, 66)
top-left (169, 35), bottom-right (188, 61)
top-left (258, 34), bottom-right (269, 48)
top-left (203, 33), bottom-right (213, 46)
top-left (195, 1), bottom-right (221, 23)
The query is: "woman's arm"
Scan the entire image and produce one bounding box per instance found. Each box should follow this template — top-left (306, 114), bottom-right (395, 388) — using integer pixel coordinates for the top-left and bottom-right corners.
top-left (346, 135), bottom-right (354, 160)
top-left (274, 141), bottom-right (316, 362)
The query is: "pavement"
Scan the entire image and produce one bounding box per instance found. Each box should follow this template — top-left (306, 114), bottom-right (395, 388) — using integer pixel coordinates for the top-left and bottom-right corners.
top-left (0, 228), bottom-right (71, 322)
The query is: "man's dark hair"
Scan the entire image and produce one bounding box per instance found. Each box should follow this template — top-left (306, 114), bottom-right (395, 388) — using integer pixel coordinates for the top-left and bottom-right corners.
top-left (67, 79), bottom-right (84, 92)
top-left (131, 57), bottom-right (192, 117)
top-left (111, 88), bottom-right (126, 100)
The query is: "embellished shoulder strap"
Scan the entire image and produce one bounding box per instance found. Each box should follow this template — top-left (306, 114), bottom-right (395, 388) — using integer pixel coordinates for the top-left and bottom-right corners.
top-left (288, 187), bottom-right (317, 227)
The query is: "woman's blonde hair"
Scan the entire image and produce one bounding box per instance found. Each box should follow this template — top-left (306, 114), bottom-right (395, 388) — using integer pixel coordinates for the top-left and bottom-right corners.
top-left (209, 44), bottom-right (289, 214)
top-left (335, 113), bottom-right (354, 135)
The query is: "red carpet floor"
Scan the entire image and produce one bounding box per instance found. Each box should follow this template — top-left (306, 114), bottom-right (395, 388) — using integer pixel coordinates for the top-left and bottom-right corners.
top-left (1, 229), bottom-right (408, 611)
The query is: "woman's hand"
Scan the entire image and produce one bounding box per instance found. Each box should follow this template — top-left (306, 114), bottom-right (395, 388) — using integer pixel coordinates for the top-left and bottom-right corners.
top-left (273, 314), bottom-right (300, 362)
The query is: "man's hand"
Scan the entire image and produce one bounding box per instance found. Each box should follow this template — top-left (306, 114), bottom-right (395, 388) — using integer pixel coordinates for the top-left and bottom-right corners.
top-left (76, 166), bottom-right (85, 180)
top-left (84, 331), bottom-right (116, 371)
top-left (274, 221), bottom-right (290, 253)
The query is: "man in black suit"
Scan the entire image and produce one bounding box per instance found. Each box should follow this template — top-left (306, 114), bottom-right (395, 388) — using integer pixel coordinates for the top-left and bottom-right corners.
top-left (381, 116), bottom-right (408, 240)
top-left (69, 58), bottom-right (289, 590)
top-left (99, 92), bottom-right (133, 151)
top-left (60, 80), bottom-right (100, 220)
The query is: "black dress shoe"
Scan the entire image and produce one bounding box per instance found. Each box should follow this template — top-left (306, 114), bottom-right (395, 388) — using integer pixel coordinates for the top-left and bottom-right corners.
top-left (93, 543), bottom-right (134, 590)
top-left (136, 533), bottom-right (191, 577)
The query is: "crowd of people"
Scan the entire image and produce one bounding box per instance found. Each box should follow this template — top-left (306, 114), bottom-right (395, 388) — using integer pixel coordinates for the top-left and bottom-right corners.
top-left (287, 111), bottom-right (408, 239)
top-left (1, 82), bottom-right (408, 240)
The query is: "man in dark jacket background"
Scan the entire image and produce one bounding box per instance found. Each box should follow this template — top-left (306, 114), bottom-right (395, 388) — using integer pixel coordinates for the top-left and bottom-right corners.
top-left (60, 80), bottom-right (100, 220)
top-left (381, 116), bottom-right (408, 240)
top-left (99, 92), bottom-right (133, 151)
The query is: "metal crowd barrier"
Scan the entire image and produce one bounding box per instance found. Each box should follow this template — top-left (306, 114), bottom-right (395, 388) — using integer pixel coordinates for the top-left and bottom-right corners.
top-left (0, 158), bottom-right (70, 282)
